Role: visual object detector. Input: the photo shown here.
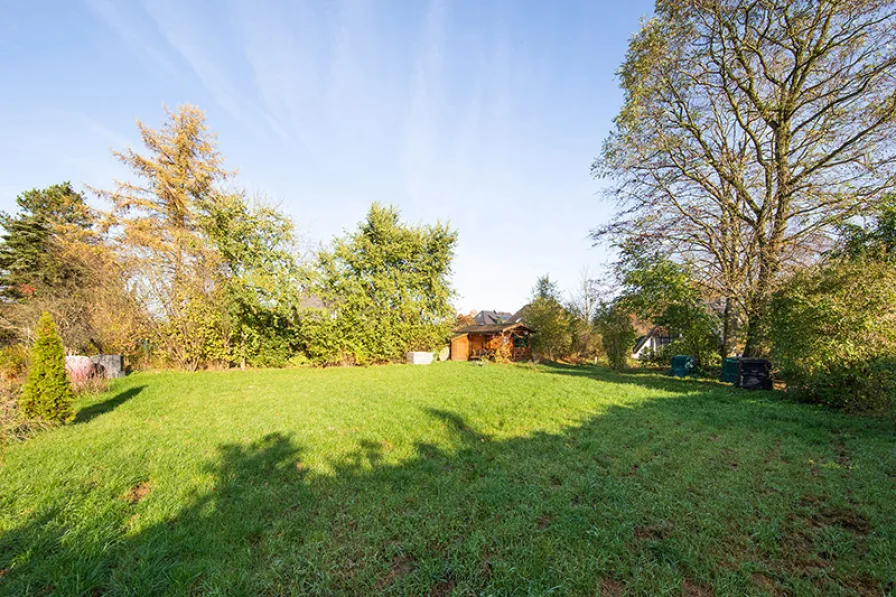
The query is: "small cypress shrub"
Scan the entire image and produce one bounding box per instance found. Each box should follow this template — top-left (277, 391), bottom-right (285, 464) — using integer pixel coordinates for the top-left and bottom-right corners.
top-left (19, 312), bottom-right (75, 423)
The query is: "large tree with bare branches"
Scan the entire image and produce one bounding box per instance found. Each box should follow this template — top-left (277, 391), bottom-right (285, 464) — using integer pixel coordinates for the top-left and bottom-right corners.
top-left (594, 0), bottom-right (896, 355)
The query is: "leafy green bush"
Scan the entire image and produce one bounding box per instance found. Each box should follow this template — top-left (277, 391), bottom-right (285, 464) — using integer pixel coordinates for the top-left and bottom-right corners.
top-left (0, 345), bottom-right (29, 382)
top-left (595, 304), bottom-right (637, 371)
top-left (19, 312), bottom-right (75, 423)
top-left (770, 260), bottom-right (896, 414)
top-left (639, 344), bottom-right (672, 368)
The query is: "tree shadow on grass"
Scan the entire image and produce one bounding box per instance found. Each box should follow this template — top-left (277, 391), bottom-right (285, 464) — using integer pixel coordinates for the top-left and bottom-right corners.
top-left (1, 388), bottom-right (893, 595)
top-left (540, 361), bottom-right (736, 394)
top-left (75, 385), bottom-right (146, 424)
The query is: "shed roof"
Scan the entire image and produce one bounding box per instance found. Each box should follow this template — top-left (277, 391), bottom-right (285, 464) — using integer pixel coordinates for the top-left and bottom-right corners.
top-left (454, 322), bottom-right (532, 335)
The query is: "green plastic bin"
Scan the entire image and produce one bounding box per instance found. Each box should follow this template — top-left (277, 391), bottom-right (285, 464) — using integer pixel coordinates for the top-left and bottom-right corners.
top-left (721, 357), bottom-right (740, 384)
top-left (670, 355), bottom-right (696, 377)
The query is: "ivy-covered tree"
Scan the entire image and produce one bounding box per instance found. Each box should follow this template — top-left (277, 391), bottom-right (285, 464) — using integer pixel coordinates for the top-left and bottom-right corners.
top-left (304, 203), bottom-right (457, 364)
top-left (19, 312), bottom-right (75, 423)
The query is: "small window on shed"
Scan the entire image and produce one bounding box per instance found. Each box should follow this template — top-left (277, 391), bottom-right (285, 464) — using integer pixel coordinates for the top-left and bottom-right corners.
top-left (513, 335), bottom-right (529, 348)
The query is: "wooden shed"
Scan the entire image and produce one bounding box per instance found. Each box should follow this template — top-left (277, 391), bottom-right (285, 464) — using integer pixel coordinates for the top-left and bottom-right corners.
top-left (450, 322), bottom-right (533, 362)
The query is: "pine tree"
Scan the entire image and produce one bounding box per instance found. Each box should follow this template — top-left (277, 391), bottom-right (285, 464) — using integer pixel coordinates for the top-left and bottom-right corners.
top-left (0, 182), bottom-right (93, 300)
top-left (19, 312), bottom-right (75, 423)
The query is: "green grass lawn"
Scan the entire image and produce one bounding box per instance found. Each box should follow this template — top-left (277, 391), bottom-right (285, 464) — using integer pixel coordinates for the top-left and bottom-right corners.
top-left (0, 363), bottom-right (893, 596)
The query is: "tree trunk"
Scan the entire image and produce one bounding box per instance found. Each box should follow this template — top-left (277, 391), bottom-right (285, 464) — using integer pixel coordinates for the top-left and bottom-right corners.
top-left (743, 234), bottom-right (784, 357)
top-left (240, 329), bottom-right (246, 371)
top-left (719, 296), bottom-right (735, 359)
top-left (744, 120), bottom-right (793, 358)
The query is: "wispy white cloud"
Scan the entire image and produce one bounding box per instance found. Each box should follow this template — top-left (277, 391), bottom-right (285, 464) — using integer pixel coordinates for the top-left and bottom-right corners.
top-left (403, 0), bottom-right (448, 204)
top-left (84, 0), bottom-right (183, 82)
top-left (76, 113), bottom-right (132, 150)
top-left (140, 0), bottom-right (282, 140)
top-left (227, 0), bottom-right (324, 152)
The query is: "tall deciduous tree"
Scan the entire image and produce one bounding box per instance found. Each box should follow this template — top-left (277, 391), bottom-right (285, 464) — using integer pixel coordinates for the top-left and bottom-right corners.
top-left (527, 275), bottom-right (572, 361)
top-left (98, 105), bottom-right (229, 300)
top-left (97, 105), bottom-right (302, 369)
top-left (594, 0), bottom-right (896, 355)
top-left (304, 203), bottom-right (456, 364)
top-left (201, 193), bottom-right (303, 368)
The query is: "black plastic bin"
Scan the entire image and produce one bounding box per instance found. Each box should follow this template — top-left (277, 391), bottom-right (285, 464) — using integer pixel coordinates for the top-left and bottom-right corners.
top-left (738, 358), bottom-right (772, 390)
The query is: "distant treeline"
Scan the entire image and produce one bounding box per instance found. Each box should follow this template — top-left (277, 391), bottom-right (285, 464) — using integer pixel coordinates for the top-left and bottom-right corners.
top-left (0, 106), bottom-right (456, 370)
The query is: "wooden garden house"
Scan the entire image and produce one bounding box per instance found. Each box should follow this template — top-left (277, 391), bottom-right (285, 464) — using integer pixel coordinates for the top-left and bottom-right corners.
top-left (450, 322), bottom-right (533, 361)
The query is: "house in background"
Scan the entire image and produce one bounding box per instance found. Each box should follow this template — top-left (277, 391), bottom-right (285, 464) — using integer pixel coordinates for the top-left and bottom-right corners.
top-left (450, 308), bottom-right (532, 361)
top-left (473, 310), bottom-right (513, 325)
top-left (632, 326), bottom-right (673, 359)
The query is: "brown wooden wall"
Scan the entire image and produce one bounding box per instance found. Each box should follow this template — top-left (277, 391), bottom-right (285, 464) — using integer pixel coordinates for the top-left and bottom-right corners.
top-left (450, 335), bottom-right (469, 361)
top-left (469, 334), bottom-right (485, 355)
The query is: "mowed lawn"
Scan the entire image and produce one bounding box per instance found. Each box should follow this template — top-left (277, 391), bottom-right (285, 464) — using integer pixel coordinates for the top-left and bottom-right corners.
top-left (0, 364), bottom-right (894, 596)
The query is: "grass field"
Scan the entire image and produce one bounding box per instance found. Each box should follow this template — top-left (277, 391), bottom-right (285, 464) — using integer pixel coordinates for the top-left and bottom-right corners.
top-left (0, 363), bottom-right (893, 596)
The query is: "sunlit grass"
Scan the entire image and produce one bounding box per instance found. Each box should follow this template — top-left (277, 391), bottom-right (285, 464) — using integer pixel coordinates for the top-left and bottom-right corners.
top-left (0, 363), bottom-right (893, 595)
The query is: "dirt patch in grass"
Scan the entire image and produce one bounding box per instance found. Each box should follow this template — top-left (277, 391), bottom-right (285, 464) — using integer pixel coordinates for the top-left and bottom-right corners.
top-left (751, 572), bottom-right (781, 595)
top-left (634, 522), bottom-right (671, 541)
top-left (682, 578), bottom-right (714, 596)
top-left (376, 554), bottom-right (415, 590)
top-left (479, 558), bottom-right (493, 580)
top-left (811, 506), bottom-right (871, 534)
top-left (797, 495), bottom-right (871, 534)
top-left (838, 575), bottom-right (886, 597)
top-left (428, 577), bottom-right (456, 597)
top-left (599, 577), bottom-right (624, 596)
top-left (536, 514), bottom-right (553, 529)
top-left (774, 504), bottom-right (877, 596)
top-left (123, 481), bottom-right (151, 505)
top-left (780, 525), bottom-right (827, 572)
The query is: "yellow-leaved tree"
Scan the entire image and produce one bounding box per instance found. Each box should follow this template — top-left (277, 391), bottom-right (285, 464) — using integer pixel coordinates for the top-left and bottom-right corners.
top-left (96, 105), bottom-right (303, 370)
top-left (96, 105), bottom-right (232, 369)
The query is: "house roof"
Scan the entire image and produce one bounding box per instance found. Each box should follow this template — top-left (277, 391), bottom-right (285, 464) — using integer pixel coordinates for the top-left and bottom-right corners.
top-left (474, 310), bottom-right (513, 325)
top-left (454, 322), bottom-right (532, 335)
top-left (633, 326), bottom-right (671, 354)
top-left (506, 304), bottom-right (530, 324)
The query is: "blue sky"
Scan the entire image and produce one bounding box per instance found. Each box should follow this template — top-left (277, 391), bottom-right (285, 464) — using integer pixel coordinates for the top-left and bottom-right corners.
top-left (1, 0), bottom-right (653, 312)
